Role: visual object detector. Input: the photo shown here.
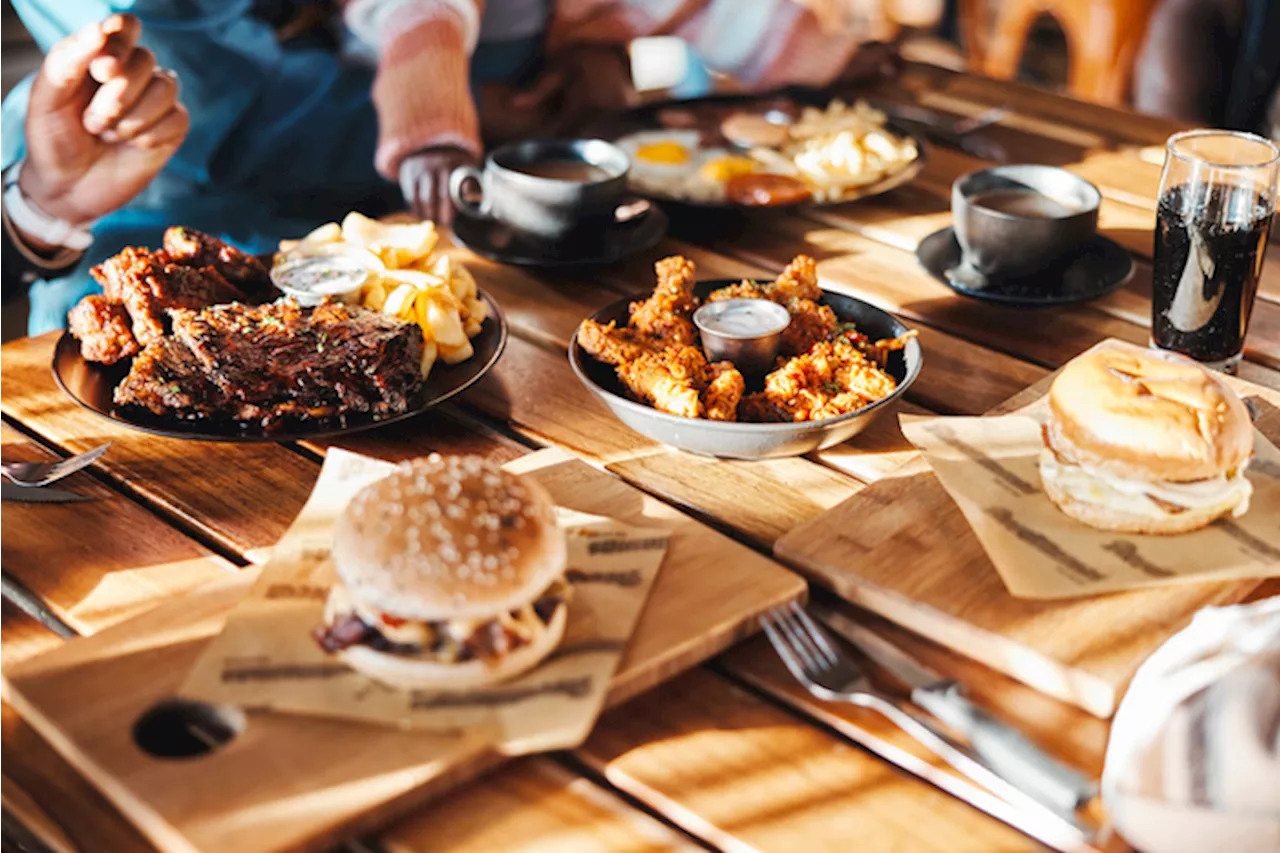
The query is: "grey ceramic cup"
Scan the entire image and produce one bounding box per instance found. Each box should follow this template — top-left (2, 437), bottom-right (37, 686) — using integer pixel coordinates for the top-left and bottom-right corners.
top-left (951, 165), bottom-right (1101, 279)
top-left (449, 139), bottom-right (630, 242)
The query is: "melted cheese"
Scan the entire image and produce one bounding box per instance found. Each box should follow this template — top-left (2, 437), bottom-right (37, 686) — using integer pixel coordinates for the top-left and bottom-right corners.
top-left (1038, 450), bottom-right (1252, 519)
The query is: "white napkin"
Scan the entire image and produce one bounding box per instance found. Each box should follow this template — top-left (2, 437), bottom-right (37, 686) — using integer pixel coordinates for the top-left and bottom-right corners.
top-left (1103, 597), bottom-right (1280, 853)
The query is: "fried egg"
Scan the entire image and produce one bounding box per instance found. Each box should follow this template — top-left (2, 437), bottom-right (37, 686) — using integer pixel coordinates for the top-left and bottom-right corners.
top-left (617, 131), bottom-right (701, 194)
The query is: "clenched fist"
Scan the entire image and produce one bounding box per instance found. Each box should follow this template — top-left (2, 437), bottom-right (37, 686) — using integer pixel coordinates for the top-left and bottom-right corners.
top-left (19, 14), bottom-right (189, 230)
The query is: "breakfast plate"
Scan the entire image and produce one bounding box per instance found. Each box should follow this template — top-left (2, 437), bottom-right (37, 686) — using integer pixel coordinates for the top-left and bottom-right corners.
top-left (589, 91), bottom-right (927, 210)
top-left (53, 292), bottom-right (507, 443)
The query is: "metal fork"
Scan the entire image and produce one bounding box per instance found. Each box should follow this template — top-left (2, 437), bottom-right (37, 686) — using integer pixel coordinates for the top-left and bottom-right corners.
top-left (763, 602), bottom-right (1089, 848)
top-left (1, 443), bottom-right (110, 487)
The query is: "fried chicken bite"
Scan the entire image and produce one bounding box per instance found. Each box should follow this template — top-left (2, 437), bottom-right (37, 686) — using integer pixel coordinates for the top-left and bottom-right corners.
top-left (628, 255), bottom-right (698, 346)
top-left (616, 346), bottom-right (708, 419)
top-left (68, 295), bottom-right (139, 365)
top-left (780, 299), bottom-right (837, 356)
top-left (740, 337), bottom-right (898, 423)
top-left (701, 361), bottom-right (745, 421)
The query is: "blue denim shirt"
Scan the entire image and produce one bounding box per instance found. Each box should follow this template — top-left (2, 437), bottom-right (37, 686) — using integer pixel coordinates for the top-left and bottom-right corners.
top-left (4, 1), bottom-right (545, 334)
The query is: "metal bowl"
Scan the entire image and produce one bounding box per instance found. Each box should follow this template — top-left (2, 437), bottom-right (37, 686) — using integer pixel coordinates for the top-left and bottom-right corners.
top-left (570, 281), bottom-right (922, 459)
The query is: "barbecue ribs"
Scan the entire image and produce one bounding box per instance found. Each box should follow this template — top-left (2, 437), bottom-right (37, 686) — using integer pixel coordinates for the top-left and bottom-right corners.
top-left (115, 299), bottom-right (426, 430)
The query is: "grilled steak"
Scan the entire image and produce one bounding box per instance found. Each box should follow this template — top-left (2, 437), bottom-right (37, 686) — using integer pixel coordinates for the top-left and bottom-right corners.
top-left (113, 338), bottom-right (229, 419)
top-left (113, 299), bottom-right (425, 430)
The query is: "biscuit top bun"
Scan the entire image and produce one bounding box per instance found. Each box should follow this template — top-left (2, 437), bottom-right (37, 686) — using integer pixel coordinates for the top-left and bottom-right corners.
top-left (1046, 346), bottom-right (1253, 482)
top-left (332, 455), bottom-right (566, 622)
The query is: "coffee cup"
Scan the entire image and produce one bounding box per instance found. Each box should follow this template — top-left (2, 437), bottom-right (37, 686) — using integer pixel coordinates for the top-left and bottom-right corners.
top-left (449, 139), bottom-right (631, 243)
top-left (952, 165), bottom-right (1101, 279)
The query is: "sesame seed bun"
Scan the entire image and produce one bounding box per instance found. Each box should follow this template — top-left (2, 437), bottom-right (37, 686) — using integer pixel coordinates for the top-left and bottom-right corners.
top-left (1046, 346), bottom-right (1252, 483)
top-left (331, 455), bottom-right (566, 623)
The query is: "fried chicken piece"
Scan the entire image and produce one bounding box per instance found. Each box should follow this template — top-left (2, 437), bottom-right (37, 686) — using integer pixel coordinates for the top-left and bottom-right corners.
top-left (576, 320), bottom-right (668, 365)
top-left (707, 254), bottom-right (821, 305)
top-left (740, 337), bottom-right (898, 423)
top-left (770, 254), bottom-right (821, 303)
top-left (780, 299), bottom-right (838, 356)
top-left (92, 248), bottom-right (242, 346)
top-left (616, 346), bottom-right (708, 419)
top-left (628, 255), bottom-right (698, 346)
top-left (67, 295), bottom-right (139, 364)
top-left (162, 226), bottom-right (271, 298)
top-left (701, 361), bottom-right (745, 421)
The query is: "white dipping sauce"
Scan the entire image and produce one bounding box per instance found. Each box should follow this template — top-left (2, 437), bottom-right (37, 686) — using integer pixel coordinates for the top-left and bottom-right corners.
top-left (271, 256), bottom-right (369, 306)
top-left (695, 298), bottom-right (790, 338)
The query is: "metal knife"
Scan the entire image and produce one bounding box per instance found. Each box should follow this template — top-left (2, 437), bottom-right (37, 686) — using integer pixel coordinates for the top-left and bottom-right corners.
top-left (814, 604), bottom-right (1096, 814)
top-left (1, 483), bottom-right (93, 503)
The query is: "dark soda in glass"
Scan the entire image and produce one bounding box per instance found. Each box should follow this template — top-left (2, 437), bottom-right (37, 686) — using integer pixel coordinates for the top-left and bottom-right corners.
top-left (1152, 184), bottom-right (1271, 365)
top-left (1152, 130), bottom-right (1278, 370)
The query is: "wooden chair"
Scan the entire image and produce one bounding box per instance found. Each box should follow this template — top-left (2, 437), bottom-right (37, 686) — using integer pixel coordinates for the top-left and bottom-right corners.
top-left (975, 0), bottom-right (1159, 106)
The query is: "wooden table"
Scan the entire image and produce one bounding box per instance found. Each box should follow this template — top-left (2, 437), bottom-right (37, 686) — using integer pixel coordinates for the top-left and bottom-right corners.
top-left (3, 63), bottom-right (1278, 853)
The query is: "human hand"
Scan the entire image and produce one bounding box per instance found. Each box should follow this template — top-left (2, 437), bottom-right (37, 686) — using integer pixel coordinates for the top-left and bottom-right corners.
top-left (399, 146), bottom-right (478, 228)
top-left (20, 14), bottom-right (189, 227)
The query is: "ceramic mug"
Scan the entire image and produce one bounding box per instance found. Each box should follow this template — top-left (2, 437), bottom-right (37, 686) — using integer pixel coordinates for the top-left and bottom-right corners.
top-left (449, 139), bottom-right (631, 243)
top-left (952, 165), bottom-right (1101, 279)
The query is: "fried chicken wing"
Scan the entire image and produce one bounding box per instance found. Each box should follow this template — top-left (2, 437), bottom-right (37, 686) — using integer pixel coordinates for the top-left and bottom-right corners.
top-left (741, 337), bottom-right (898, 423)
top-left (576, 320), bottom-right (668, 365)
top-left (701, 361), bottom-right (745, 421)
top-left (616, 346), bottom-right (708, 419)
top-left (68, 295), bottom-right (139, 365)
top-left (162, 227), bottom-right (272, 298)
top-left (628, 255), bottom-right (698, 346)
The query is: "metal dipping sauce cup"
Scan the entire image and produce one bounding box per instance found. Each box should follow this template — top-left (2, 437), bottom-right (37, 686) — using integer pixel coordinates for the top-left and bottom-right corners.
top-left (693, 298), bottom-right (791, 375)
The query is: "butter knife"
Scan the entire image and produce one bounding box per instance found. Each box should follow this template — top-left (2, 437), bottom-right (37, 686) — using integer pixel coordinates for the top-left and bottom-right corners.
top-left (814, 604), bottom-right (1096, 814)
top-left (1, 483), bottom-right (92, 503)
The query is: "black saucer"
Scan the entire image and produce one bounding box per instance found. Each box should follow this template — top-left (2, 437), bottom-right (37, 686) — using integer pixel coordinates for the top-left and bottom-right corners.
top-left (452, 203), bottom-right (667, 268)
top-left (916, 227), bottom-right (1134, 306)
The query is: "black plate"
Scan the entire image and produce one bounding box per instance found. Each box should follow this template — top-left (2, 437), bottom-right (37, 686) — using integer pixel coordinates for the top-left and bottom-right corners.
top-left (452, 202), bottom-right (667, 267)
top-left (588, 90), bottom-right (927, 211)
top-left (916, 227), bottom-right (1134, 307)
top-left (570, 280), bottom-right (922, 459)
top-left (52, 293), bottom-right (507, 442)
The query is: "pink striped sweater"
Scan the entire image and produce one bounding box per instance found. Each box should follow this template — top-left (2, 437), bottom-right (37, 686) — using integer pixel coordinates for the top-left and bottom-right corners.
top-left (345, 0), bottom-right (896, 180)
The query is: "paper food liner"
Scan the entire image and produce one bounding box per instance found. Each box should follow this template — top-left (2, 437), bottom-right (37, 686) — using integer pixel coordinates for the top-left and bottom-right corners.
top-left (899, 405), bottom-right (1280, 600)
top-left (181, 448), bottom-right (669, 754)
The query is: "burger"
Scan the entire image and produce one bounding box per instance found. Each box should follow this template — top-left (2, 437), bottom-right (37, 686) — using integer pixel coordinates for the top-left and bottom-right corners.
top-left (1039, 347), bottom-right (1253, 534)
top-left (315, 455), bottom-right (570, 689)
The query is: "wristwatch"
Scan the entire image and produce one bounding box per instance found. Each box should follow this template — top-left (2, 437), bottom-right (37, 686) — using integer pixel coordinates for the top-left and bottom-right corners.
top-left (3, 160), bottom-right (94, 251)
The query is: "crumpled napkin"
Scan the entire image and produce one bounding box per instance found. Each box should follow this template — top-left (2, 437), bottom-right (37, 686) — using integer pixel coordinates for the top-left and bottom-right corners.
top-left (1103, 597), bottom-right (1280, 853)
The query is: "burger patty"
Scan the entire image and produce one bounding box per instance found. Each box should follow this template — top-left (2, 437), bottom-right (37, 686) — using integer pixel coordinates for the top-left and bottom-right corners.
top-left (314, 588), bottom-right (568, 663)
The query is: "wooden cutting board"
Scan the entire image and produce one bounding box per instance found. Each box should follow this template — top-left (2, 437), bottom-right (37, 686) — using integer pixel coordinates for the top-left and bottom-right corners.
top-left (2, 449), bottom-right (804, 853)
top-left (776, 341), bottom-right (1280, 719)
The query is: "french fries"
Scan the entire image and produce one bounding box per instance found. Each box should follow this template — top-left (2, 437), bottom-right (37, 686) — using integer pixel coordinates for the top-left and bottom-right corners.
top-left (275, 211), bottom-right (484, 380)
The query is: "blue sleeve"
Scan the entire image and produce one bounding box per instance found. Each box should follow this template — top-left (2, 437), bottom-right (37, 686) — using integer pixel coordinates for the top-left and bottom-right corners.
top-left (9, 0), bottom-right (286, 183)
top-left (8, 1), bottom-right (382, 195)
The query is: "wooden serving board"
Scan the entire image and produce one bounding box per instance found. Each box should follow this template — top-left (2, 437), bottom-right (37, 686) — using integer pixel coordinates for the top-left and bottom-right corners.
top-left (777, 341), bottom-right (1280, 719)
top-left (2, 449), bottom-right (805, 853)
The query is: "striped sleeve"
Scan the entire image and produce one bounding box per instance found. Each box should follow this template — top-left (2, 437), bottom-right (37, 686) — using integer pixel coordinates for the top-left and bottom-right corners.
top-left (343, 0), bottom-right (484, 179)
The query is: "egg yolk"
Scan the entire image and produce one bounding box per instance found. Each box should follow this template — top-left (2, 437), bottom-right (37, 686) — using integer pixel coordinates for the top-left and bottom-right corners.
top-left (635, 142), bottom-right (692, 165)
top-left (699, 156), bottom-right (757, 182)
